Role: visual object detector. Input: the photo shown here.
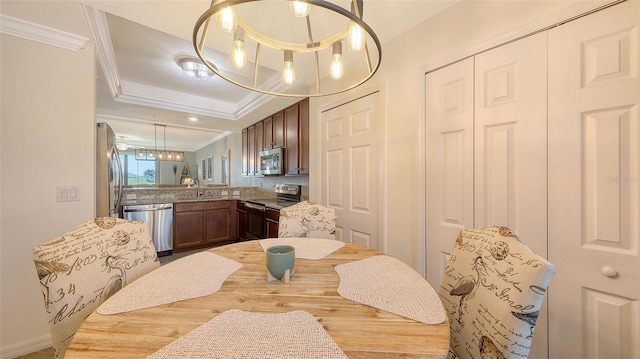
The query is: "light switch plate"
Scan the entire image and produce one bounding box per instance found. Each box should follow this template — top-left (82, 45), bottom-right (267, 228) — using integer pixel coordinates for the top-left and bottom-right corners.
top-left (57, 186), bottom-right (80, 202)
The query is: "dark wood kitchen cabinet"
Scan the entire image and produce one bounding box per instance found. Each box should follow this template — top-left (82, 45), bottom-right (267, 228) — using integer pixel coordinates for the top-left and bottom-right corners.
top-left (266, 208), bottom-right (280, 238)
top-left (241, 123), bottom-right (264, 176)
top-left (263, 111), bottom-right (285, 150)
top-left (237, 201), bottom-right (247, 240)
top-left (174, 201), bottom-right (237, 252)
top-left (284, 98), bottom-right (309, 175)
top-left (242, 98), bottom-right (308, 177)
top-left (241, 128), bottom-right (249, 176)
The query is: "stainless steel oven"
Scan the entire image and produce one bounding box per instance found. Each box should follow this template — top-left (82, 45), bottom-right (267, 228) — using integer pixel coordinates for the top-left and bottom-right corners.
top-left (242, 184), bottom-right (301, 240)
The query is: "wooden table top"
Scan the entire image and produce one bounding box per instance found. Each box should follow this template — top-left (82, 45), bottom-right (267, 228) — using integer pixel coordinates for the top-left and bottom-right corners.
top-left (66, 240), bottom-right (449, 358)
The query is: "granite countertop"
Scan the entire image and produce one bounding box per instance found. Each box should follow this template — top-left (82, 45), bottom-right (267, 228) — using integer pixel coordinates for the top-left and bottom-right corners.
top-left (119, 186), bottom-right (294, 210)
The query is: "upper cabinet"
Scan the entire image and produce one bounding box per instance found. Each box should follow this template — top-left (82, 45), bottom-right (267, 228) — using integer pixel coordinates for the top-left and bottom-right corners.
top-left (285, 98), bottom-right (309, 175)
top-left (241, 98), bottom-right (309, 177)
top-left (263, 111), bottom-right (285, 150)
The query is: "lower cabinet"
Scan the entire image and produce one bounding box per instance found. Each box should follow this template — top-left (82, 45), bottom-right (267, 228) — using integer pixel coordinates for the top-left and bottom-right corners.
top-left (237, 201), bottom-right (247, 240)
top-left (174, 201), bottom-right (237, 252)
top-left (266, 208), bottom-right (280, 238)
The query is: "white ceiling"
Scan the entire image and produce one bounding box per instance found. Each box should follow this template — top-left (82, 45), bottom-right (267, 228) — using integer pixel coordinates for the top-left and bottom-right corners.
top-left (1, 0), bottom-right (458, 152)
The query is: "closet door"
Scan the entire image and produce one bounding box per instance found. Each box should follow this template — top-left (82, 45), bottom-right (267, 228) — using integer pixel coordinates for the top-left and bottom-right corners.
top-left (473, 31), bottom-right (548, 258)
top-left (548, 1), bottom-right (639, 358)
top-left (426, 31), bottom-right (549, 358)
top-left (474, 32), bottom-right (550, 359)
top-left (425, 57), bottom-right (474, 287)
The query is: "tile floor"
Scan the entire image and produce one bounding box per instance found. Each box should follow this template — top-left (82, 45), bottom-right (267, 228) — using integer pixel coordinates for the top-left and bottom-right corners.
top-left (17, 248), bottom-right (206, 359)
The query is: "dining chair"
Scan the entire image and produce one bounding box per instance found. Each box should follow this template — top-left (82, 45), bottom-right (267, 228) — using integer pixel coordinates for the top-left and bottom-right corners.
top-left (438, 226), bottom-right (555, 359)
top-left (31, 217), bottom-right (160, 358)
top-left (278, 200), bottom-right (336, 239)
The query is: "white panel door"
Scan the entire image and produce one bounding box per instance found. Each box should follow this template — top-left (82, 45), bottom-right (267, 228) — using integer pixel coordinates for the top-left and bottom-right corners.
top-left (425, 57), bottom-right (475, 288)
top-left (474, 32), bottom-right (549, 359)
top-left (548, 2), bottom-right (640, 358)
top-left (474, 31), bottom-right (548, 257)
top-left (321, 92), bottom-right (381, 249)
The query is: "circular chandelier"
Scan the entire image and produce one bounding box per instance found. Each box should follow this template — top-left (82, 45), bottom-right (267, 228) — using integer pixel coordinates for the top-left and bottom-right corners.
top-left (193, 0), bottom-right (382, 97)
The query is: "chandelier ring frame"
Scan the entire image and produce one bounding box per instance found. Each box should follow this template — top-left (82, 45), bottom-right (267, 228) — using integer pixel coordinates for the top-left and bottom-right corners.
top-left (193, 0), bottom-right (382, 98)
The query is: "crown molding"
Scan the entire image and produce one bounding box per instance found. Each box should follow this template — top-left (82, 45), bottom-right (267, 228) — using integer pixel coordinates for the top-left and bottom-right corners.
top-left (0, 14), bottom-right (90, 50)
top-left (81, 4), bottom-right (122, 98)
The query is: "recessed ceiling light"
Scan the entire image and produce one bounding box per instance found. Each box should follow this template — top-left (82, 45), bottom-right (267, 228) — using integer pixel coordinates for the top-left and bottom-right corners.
top-left (189, 117), bottom-right (198, 122)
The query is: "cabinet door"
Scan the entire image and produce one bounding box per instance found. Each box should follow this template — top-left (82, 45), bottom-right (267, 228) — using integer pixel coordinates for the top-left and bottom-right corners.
top-left (272, 111), bottom-right (285, 148)
top-left (298, 98), bottom-right (309, 175)
top-left (247, 125), bottom-right (256, 175)
top-left (284, 103), bottom-right (300, 175)
top-left (237, 209), bottom-right (247, 240)
top-left (205, 209), bottom-right (232, 245)
top-left (266, 208), bottom-right (280, 238)
top-left (241, 128), bottom-right (249, 176)
top-left (174, 211), bottom-right (204, 251)
top-left (255, 121), bottom-right (264, 156)
top-left (263, 116), bottom-right (273, 149)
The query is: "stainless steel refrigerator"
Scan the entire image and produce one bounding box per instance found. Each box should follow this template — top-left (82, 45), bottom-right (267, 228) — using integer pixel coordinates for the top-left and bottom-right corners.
top-left (96, 122), bottom-right (123, 217)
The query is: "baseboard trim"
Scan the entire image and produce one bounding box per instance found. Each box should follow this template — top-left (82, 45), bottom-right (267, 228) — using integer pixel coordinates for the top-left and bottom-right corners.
top-left (1, 335), bottom-right (51, 359)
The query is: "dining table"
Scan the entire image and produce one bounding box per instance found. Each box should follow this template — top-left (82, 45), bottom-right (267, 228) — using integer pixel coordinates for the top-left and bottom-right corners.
top-left (65, 239), bottom-right (449, 358)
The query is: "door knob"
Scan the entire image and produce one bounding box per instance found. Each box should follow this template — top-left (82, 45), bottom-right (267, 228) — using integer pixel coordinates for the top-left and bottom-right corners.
top-left (601, 266), bottom-right (618, 278)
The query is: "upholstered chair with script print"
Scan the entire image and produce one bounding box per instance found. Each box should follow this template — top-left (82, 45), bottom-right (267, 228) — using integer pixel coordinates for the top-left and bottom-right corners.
top-left (278, 201), bottom-right (336, 239)
top-left (438, 226), bottom-right (555, 359)
top-left (31, 218), bottom-right (160, 358)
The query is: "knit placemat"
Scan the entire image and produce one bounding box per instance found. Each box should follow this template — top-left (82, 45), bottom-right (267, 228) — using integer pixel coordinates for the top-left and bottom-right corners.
top-left (259, 238), bottom-right (345, 260)
top-left (147, 309), bottom-right (348, 359)
top-left (335, 255), bottom-right (446, 324)
top-left (98, 252), bottom-right (242, 315)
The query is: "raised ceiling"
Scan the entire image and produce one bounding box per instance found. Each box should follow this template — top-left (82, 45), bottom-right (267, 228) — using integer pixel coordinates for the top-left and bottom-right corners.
top-left (1, 0), bottom-right (458, 152)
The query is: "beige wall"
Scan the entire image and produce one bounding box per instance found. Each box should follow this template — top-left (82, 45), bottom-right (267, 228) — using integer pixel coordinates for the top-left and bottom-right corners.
top-left (0, 34), bottom-right (95, 356)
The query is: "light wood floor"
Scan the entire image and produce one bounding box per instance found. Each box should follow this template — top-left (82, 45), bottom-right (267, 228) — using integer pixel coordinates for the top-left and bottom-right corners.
top-left (18, 249), bottom-right (205, 359)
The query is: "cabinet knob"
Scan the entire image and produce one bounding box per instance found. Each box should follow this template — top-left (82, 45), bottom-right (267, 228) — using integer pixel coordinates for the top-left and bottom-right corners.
top-left (601, 266), bottom-right (618, 278)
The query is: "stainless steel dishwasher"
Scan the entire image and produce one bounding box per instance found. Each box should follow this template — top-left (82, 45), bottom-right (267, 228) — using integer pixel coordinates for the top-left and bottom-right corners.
top-left (123, 203), bottom-right (173, 256)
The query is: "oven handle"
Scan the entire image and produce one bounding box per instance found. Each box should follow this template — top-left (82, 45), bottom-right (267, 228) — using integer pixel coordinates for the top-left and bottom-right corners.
top-left (244, 202), bottom-right (266, 211)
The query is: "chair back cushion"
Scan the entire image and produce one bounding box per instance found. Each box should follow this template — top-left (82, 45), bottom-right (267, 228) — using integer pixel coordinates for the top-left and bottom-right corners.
top-left (278, 201), bottom-right (336, 239)
top-left (438, 226), bottom-right (555, 359)
top-left (31, 217), bottom-right (160, 358)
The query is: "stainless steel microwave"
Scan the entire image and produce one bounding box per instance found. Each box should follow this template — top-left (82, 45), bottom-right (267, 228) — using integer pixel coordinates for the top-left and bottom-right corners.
top-left (259, 147), bottom-right (283, 175)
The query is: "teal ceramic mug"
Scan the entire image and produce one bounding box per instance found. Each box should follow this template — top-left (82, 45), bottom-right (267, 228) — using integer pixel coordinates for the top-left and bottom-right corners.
top-left (266, 245), bottom-right (295, 282)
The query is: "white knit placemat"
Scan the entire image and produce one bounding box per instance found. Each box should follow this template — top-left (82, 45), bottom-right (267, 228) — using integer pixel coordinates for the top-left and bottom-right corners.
top-left (147, 309), bottom-right (348, 359)
top-left (98, 252), bottom-right (242, 315)
top-left (335, 255), bottom-right (446, 324)
top-left (259, 238), bottom-right (344, 260)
